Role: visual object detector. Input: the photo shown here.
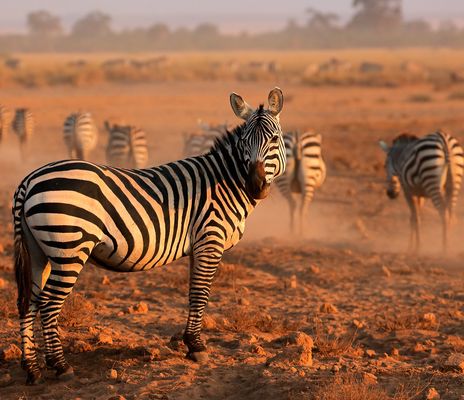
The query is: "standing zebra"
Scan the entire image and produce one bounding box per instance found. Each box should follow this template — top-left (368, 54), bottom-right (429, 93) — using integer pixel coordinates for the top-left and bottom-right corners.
top-left (379, 131), bottom-right (464, 252)
top-left (275, 131), bottom-right (326, 234)
top-left (0, 105), bottom-right (12, 142)
top-left (12, 108), bottom-right (34, 157)
top-left (104, 121), bottom-right (149, 168)
top-left (13, 88), bottom-right (286, 384)
top-left (183, 121), bottom-right (228, 157)
top-left (63, 111), bottom-right (98, 160)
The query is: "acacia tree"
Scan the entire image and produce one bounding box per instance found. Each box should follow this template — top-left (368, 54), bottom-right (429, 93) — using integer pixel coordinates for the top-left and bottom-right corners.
top-left (71, 11), bottom-right (113, 38)
top-left (306, 8), bottom-right (340, 31)
top-left (27, 10), bottom-right (63, 37)
top-left (348, 0), bottom-right (403, 30)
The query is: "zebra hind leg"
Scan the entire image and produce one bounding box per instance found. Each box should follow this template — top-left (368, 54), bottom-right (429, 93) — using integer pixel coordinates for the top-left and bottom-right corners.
top-left (38, 261), bottom-right (84, 380)
top-left (19, 301), bottom-right (42, 385)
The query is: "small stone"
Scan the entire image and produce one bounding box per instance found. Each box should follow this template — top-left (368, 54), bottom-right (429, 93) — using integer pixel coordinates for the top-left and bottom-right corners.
top-left (366, 349), bottom-right (376, 358)
top-left (0, 278), bottom-right (6, 289)
top-left (362, 372), bottom-right (377, 385)
top-left (422, 313), bottom-right (437, 325)
top-left (308, 264), bottom-right (320, 274)
top-left (413, 342), bottom-right (426, 353)
top-left (381, 265), bottom-right (391, 278)
top-left (290, 366), bottom-right (297, 373)
top-left (332, 364), bottom-right (340, 373)
top-left (391, 348), bottom-right (400, 357)
top-left (298, 370), bottom-right (306, 377)
top-left (0, 344), bottom-right (21, 361)
top-left (238, 297), bottom-right (250, 306)
top-left (425, 387), bottom-right (440, 400)
top-left (289, 275), bottom-right (297, 289)
top-left (352, 319), bottom-right (364, 329)
top-left (0, 243), bottom-right (4, 254)
top-left (128, 301), bottom-right (149, 314)
top-left (202, 314), bottom-right (216, 330)
top-left (250, 344), bottom-right (266, 356)
top-left (108, 369), bottom-right (118, 380)
top-left (69, 339), bottom-right (92, 353)
top-left (88, 326), bottom-right (98, 335)
top-left (444, 353), bottom-right (464, 372)
top-left (101, 275), bottom-right (111, 285)
top-left (319, 303), bottom-right (338, 314)
top-left (98, 333), bottom-right (113, 345)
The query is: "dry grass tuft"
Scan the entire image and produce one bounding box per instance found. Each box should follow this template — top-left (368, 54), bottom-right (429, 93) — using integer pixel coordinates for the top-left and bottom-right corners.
top-left (408, 94), bottom-right (433, 103)
top-left (313, 320), bottom-right (358, 358)
top-left (60, 292), bottom-right (95, 328)
top-left (448, 90), bottom-right (464, 100)
top-left (0, 289), bottom-right (17, 319)
top-left (375, 311), bottom-right (438, 332)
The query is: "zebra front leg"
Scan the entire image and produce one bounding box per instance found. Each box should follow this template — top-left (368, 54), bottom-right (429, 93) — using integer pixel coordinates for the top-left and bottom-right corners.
top-left (405, 194), bottom-right (421, 253)
top-left (288, 196), bottom-right (296, 235)
top-left (19, 301), bottom-right (43, 385)
top-left (38, 262), bottom-right (83, 380)
top-left (183, 244), bottom-right (223, 363)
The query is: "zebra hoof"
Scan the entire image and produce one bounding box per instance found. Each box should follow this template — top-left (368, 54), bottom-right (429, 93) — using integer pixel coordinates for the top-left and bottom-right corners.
top-left (187, 351), bottom-right (209, 364)
top-left (56, 364), bottom-right (74, 381)
top-left (26, 372), bottom-right (44, 385)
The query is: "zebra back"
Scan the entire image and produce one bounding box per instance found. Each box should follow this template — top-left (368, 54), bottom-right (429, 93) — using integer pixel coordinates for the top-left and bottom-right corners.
top-left (12, 108), bottom-right (34, 144)
top-left (63, 111), bottom-right (98, 160)
top-left (183, 121), bottom-right (228, 157)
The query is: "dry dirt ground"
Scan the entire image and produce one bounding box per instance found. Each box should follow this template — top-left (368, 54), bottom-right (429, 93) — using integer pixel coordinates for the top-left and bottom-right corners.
top-left (0, 78), bottom-right (463, 399)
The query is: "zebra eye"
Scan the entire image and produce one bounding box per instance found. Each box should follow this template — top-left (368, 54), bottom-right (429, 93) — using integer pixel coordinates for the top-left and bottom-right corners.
top-left (270, 135), bottom-right (279, 143)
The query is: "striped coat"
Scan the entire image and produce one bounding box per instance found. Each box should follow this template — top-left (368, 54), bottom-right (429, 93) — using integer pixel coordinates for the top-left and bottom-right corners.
top-left (12, 108), bottom-right (34, 156)
top-left (63, 112), bottom-right (98, 160)
top-left (183, 121), bottom-right (228, 157)
top-left (105, 122), bottom-right (149, 169)
top-left (275, 131), bottom-right (326, 234)
top-left (379, 131), bottom-right (464, 252)
top-left (13, 88), bottom-right (286, 385)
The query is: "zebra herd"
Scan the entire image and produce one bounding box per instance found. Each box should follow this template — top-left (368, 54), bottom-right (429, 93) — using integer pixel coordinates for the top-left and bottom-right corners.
top-left (9, 87), bottom-right (464, 385)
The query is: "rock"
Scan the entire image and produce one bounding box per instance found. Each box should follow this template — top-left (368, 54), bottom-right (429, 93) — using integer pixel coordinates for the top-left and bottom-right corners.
top-left (250, 344), bottom-right (266, 356)
top-left (238, 297), bottom-right (250, 306)
top-left (366, 349), bottom-right (376, 358)
top-left (266, 345), bottom-right (312, 368)
top-left (101, 275), bottom-right (111, 285)
top-left (128, 301), bottom-right (149, 314)
top-left (391, 348), bottom-right (400, 357)
top-left (276, 331), bottom-right (314, 349)
top-left (381, 265), bottom-right (391, 278)
top-left (362, 372), bottom-right (377, 385)
top-left (425, 387), bottom-right (440, 400)
top-left (108, 369), bottom-right (118, 380)
top-left (69, 339), bottom-right (92, 353)
top-left (0, 243), bottom-right (4, 254)
top-left (202, 314), bottom-right (217, 330)
top-left (0, 373), bottom-right (12, 387)
top-left (413, 342), bottom-right (426, 353)
top-left (289, 275), bottom-right (297, 289)
top-left (0, 278), bottom-right (7, 289)
top-left (332, 364), bottom-right (340, 373)
top-left (444, 353), bottom-right (464, 372)
top-left (422, 313), bottom-right (437, 325)
top-left (319, 303), bottom-right (338, 314)
top-left (309, 264), bottom-right (320, 274)
top-left (0, 344), bottom-right (21, 361)
top-left (98, 333), bottom-right (113, 345)
top-left (352, 319), bottom-right (364, 329)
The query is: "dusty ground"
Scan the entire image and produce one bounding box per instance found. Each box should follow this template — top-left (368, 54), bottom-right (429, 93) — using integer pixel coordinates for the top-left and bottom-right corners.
top-left (0, 73), bottom-right (463, 399)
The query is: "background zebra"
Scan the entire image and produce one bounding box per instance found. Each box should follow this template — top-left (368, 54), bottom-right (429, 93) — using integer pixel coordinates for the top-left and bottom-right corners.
top-left (183, 120), bottom-right (228, 157)
top-left (13, 88), bottom-right (286, 384)
top-left (0, 105), bottom-right (12, 142)
top-left (379, 130), bottom-right (464, 252)
top-left (63, 111), bottom-right (98, 160)
top-left (104, 121), bottom-right (149, 168)
top-left (12, 108), bottom-right (34, 157)
top-left (275, 131), bottom-right (326, 235)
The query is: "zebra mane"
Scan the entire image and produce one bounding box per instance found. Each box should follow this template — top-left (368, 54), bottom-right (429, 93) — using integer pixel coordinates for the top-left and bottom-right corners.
top-left (392, 133), bottom-right (419, 146)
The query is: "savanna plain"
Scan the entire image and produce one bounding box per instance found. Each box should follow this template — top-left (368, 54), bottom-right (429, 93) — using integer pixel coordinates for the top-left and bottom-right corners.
top-left (0, 50), bottom-right (463, 399)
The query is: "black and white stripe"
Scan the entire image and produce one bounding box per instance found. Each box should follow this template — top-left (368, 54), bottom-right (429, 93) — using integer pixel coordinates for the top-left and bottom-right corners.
top-left (379, 131), bottom-right (464, 252)
top-left (12, 108), bottom-right (34, 155)
top-left (63, 112), bottom-right (98, 160)
top-left (275, 131), bottom-right (326, 234)
top-left (105, 122), bottom-right (149, 168)
top-left (183, 121), bottom-right (228, 157)
top-left (0, 105), bottom-right (12, 142)
top-left (13, 88), bottom-right (286, 384)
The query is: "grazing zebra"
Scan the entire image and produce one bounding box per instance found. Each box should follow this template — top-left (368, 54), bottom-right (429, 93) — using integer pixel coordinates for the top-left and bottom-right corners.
top-left (275, 131), bottom-right (326, 234)
top-left (379, 131), bottom-right (464, 252)
top-left (104, 122), bottom-right (149, 168)
top-left (0, 105), bottom-right (12, 142)
top-left (13, 88), bottom-right (286, 384)
top-left (63, 111), bottom-right (98, 160)
top-left (12, 108), bottom-right (34, 156)
top-left (183, 121), bottom-right (228, 157)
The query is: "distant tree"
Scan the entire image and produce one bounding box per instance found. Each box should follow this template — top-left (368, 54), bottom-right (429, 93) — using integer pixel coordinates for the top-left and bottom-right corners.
top-left (147, 23), bottom-right (170, 40)
top-left (27, 10), bottom-right (63, 37)
top-left (404, 19), bottom-right (432, 34)
top-left (348, 0), bottom-right (403, 30)
top-left (306, 8), bottom-right (339, 31)
top-left (194, 23), bottom-right (219, 37)
top-left (71, 11), bottom-right (112, 37)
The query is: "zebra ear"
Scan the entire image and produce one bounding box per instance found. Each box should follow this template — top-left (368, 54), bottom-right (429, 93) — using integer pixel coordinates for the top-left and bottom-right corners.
top-left (268, 87), bottom-right (284, 117)
top-left (230, 93), bottom-right (254, 120)
top-left (379, 140), bottom-right (390, 153)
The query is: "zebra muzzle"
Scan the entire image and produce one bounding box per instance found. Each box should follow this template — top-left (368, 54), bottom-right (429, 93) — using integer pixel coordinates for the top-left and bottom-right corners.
top-left (246, 161), bottom-right (271, 200)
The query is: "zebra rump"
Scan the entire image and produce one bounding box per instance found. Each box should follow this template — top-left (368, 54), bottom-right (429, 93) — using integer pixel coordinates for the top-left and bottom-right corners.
top-left (63, 111), bottom-right (98, 160)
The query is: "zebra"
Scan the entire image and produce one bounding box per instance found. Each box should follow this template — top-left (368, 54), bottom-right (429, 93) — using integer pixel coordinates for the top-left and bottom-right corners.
top-left (0, 105), bottom-right (12, 142)
top-left (183, 121), bottom-right (228, 157)
top-left (275, 131), bottom-right (326, 235)
top-left (13, 88), bottom-right (286, 384)
top-left (63, 111), bottom-right (98, 160)
top-left (379, 131), bottom-right (464, 252)
top-left (12, 108), bottom-right (34, 156)
top-left (104, 121), bottom-right (149, 168)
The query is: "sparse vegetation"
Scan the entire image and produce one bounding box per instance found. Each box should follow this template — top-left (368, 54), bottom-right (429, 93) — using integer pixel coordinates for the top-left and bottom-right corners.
top-left (408, 94), bottom-right (433, 103)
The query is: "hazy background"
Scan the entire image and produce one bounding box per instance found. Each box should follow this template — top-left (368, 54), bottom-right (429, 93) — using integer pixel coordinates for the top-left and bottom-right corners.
top-left (1, 0), bottom-right (463, 33)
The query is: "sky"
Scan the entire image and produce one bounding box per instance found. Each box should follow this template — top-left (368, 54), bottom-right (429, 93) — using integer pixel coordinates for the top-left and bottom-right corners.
top-left (1, 0), bottom-right (463, 33)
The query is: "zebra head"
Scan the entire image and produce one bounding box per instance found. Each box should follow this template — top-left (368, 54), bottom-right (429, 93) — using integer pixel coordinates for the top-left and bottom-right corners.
top-left (230, 88), bottom-right (286, 200)
top-left (379, 140), bottom-right (401, 199)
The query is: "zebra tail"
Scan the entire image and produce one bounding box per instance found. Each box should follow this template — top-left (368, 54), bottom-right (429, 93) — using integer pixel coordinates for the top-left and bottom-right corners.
top-left (13, 186), bottom-right (32, 318)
